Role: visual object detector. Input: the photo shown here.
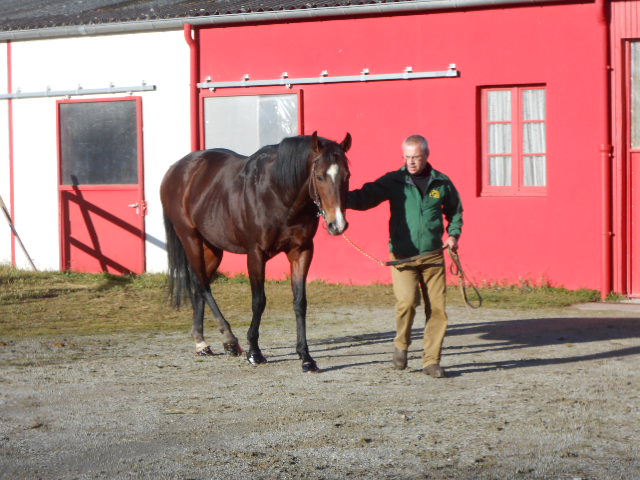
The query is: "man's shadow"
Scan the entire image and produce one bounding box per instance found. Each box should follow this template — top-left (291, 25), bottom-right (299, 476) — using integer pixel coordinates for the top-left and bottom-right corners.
top-left (297, 316), bottom-right (640, 375)
top-left (445, 316), bottom-right (640, 376)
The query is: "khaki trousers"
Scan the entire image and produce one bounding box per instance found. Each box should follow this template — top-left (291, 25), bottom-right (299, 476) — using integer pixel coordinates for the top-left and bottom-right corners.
top-left (391, 249), bottom-right (448, 368)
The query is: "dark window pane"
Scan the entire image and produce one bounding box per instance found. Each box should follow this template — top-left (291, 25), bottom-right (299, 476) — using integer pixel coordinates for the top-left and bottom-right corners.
top-left (60, 101), bottom-right (138, 185)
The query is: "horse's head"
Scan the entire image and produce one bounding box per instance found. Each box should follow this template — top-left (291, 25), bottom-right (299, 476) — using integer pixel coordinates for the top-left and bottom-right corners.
top-left (309, 131), bottom-right (352, 236)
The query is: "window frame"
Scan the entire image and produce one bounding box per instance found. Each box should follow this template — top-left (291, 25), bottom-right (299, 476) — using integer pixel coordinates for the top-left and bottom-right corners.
top-left (481, 85), bottom-right (548, 197)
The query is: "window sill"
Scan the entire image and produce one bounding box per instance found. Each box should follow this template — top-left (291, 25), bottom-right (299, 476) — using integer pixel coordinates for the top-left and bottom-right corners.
top-left (481, 187), bottom-right (547, 197)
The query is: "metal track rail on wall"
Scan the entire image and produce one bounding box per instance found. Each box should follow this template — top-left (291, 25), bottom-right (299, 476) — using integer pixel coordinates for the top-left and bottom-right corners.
top-left (0, 83), bottom-right (156, 100)
top-left (198, 65), bottom-right (459, 90)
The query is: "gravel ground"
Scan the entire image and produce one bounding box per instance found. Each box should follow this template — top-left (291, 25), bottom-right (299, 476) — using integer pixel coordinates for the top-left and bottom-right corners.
top-left (0, 304), bottom-right (639, 480)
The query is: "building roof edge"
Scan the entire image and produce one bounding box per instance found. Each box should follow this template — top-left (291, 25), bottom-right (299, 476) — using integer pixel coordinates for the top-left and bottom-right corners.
top-left (0, 0), bottom-right (584, 42)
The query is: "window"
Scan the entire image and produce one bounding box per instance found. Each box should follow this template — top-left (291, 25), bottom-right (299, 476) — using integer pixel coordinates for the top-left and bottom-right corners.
top-left (203, 93), bottom-right (299, 155)
top-left (59, 99), bottom-right (139, 185)
top-left (481, 86), bottom-right (547, 195)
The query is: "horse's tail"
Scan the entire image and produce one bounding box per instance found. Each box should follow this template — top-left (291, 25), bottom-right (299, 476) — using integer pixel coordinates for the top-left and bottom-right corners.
top-left (163, 213), bottom-right (194, 310)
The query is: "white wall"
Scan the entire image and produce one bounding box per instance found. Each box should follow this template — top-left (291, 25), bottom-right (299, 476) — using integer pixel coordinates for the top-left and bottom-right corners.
top-left (7, 31), bottom-right (190, 272)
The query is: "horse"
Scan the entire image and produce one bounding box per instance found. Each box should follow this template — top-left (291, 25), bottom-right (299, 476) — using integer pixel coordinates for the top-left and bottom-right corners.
top-left (160, 132), bottom-right (351, 372)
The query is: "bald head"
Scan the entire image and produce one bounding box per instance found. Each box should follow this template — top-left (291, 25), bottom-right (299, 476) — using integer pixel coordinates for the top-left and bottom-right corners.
top-left (402, 134), bottom-right (430, 175)
top-left (403, 135), bottom-right (429, 155)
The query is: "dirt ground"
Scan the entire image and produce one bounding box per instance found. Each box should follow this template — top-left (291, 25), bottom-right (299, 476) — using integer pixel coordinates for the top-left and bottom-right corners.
top-left (0, 302), bottom-right (639, 480)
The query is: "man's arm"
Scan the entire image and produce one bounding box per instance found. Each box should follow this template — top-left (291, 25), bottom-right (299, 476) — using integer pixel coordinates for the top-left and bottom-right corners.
top-left (347, 173), bottom-right (393, 211)
top-left (443, 180), bottom-right (463, 250)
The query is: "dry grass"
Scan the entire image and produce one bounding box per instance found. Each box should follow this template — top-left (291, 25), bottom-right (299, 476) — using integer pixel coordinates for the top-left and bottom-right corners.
top-left (0, 266), bottom-right (600, 339)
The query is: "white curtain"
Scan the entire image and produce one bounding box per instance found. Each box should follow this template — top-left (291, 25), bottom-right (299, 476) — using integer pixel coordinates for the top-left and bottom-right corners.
top-left (490, 157), bottom-right (512, 186)
top-left (488, 90), bottom-right (512, 121)
top-left (523, 89), bottom-right (546, 121)
top-left (487, 90), bottom-right (512, 186)
top-left (487, 88), bottom-right (547, 187)
top-left (522, 89), bottom-right (546, 186)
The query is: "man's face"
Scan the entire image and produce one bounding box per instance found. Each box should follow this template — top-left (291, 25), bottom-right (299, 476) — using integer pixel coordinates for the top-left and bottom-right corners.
top-left (403, 142), bottom-right (429, 175)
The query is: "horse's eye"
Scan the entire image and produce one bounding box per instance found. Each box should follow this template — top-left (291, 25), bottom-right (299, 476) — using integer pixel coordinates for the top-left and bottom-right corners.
top-left (315, 175), bottom-right (324, 181)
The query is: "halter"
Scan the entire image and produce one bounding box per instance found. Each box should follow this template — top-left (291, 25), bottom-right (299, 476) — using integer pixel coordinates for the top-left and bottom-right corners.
top-left (308, 155), bottom-right (327, 219)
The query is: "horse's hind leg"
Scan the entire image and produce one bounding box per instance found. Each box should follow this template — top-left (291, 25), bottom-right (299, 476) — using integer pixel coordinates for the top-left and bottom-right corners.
top-left (181, 233), bottom-right (240, 356)
top-left (203, 244), bottom-right (242, 356)
top-left (190, 293), bottom-right (212, 356)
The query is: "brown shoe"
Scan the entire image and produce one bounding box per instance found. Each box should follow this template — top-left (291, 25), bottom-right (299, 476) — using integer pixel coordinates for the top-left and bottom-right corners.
top-left (392, 348), bottom-right (408, 370)
top-left (423, 364), bottom-right (447, 378)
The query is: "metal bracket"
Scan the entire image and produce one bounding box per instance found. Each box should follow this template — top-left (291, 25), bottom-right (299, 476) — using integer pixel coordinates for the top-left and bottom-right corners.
top-left (0, 82), bottom-right (156, 100)
top-left (197, 65), bottom-right (459, 90)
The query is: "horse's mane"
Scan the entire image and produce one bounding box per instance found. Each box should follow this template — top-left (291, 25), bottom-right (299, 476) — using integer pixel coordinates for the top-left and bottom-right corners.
top-left (272, 135), bottom-right (315, 191)
top-left (243, 135), bottom-right (322, 192)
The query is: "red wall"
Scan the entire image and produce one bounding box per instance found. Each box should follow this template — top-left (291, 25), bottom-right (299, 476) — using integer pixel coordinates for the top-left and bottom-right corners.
top-left (611, 0), bottom-right (640, 295)
top-left (197, 3), bottom-right (606, 289)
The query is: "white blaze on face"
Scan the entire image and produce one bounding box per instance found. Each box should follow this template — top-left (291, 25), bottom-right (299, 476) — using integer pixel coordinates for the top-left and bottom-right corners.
top-left (327, 163), bottom-right (339, 182)
top-left (325, 163), bottom-right (346, 232)
top-left (333, 207), bottom-right (347, 232)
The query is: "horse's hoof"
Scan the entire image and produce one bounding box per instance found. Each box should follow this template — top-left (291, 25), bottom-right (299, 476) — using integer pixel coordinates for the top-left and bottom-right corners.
top-left (302, 361), bottom-right (319, 373)
top-left (223, 342), bottom-right (243, 356)
top-left (195, 346), bottom-right (214, 356)
top-left (247, 351), bottom-right (267, 366)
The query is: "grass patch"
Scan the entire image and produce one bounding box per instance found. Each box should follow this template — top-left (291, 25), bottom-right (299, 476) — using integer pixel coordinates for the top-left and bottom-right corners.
top-left (0, 266), bottom-right (601, 339)
top-left (467, 284), bottom-right (601, 309)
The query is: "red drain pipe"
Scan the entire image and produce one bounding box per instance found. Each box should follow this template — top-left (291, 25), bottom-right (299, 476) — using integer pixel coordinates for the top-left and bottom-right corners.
top-left (184, 24), bottom-right (200, 152)
top-left (597, 0), bottom-right (613, 299)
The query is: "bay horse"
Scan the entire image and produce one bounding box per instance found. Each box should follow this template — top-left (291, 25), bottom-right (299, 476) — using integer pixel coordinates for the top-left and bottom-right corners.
top-left (160, 132), bottom-right (351, 372)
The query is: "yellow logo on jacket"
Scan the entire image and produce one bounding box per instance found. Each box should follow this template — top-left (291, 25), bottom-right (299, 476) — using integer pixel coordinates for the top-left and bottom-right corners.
top-left (429, 189), bottom-right (441, 199)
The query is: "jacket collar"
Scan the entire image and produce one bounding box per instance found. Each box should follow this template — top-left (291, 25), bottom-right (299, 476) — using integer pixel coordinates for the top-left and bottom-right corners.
top-left (400, 164), bottom-right (445, 185)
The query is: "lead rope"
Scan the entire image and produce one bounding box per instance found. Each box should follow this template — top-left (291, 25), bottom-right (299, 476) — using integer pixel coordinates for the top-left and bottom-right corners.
top-left (341, 233), bottom-right (386, 266)
top-left (447, 247), bottom-right (483, 309)
top-left (341, 234), bottom-right (482, 309)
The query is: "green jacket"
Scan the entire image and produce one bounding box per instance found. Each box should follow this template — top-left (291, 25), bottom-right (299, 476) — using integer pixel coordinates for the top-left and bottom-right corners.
top-left (347, 166), bottom-right (463, 258)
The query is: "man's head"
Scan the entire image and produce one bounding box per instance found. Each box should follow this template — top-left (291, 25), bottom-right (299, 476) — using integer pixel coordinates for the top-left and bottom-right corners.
top-left (403, 135), bottom-right (430, 175)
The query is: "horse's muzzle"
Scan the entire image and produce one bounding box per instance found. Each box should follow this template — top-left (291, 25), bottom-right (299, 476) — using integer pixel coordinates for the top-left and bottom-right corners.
top-left (327, 220), bottom-right (348, 236)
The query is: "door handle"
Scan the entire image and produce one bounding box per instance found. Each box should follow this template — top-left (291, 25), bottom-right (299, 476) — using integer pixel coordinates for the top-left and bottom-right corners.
top-left (127, 202), bottom-right (147, 215)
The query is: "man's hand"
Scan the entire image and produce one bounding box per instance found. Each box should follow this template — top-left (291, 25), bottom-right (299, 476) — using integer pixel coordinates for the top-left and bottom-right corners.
top-left (445, 236), bottom-right (459, 253)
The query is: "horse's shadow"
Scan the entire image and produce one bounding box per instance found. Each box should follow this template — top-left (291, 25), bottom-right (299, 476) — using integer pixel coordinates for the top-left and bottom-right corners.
top-left (273, 316), bottom-right (640, 375)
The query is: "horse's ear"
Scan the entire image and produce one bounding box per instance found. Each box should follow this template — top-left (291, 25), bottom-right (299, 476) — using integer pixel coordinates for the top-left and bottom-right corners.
top-left (311, 131), bottom-right (321, 153)
top-left (340, 132), bottom-right (352, 153)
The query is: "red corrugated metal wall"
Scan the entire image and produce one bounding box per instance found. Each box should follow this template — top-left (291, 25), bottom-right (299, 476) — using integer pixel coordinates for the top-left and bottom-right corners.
top-left (197, 2), bottom-right (607, 289)
top-left (611, 0), bottom-right (640, 295)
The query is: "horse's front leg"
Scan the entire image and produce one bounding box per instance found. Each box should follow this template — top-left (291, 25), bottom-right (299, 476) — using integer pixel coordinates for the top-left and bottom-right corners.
top-left (246, 251), bottom-right (268, 366)
top-left (287, 246), bottom-right (318, 372)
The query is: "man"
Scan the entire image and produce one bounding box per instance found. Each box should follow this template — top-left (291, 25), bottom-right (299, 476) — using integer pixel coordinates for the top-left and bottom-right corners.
top-left (347, 135), bottom-right (463, 378)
